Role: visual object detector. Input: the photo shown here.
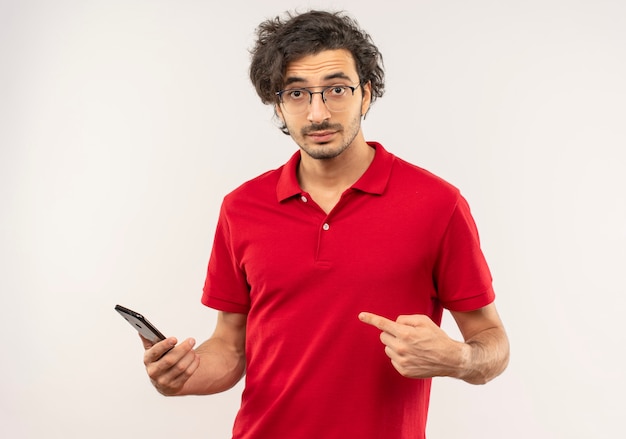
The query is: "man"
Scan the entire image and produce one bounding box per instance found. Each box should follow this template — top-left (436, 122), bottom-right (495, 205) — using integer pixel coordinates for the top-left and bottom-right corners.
top-left (141, 10), bottom-right (509, 439)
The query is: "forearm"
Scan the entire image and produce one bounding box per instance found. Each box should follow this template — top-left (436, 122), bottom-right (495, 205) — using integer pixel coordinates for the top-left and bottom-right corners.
top-left (359, 307), bottom-right (509, 383)
top-left (176, 336), bottom-right (246, 396)
top-left (455, 326), bottom-right (510, 385)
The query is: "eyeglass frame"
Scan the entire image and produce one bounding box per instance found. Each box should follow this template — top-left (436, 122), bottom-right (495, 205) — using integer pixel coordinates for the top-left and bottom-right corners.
top-left (275, 83), bottom-right (362, 114)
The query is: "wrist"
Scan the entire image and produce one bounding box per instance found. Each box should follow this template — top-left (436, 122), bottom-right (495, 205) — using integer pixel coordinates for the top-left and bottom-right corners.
top-left (455, 341), bottom-right (473, 380)
top-left (435, 340), bottom-right (473, 380)
top-left (456, 341), bottom-right (491, 385)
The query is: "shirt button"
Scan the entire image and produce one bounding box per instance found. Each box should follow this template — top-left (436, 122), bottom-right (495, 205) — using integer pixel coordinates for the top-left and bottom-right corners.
top-left (301, 195), bottom-right (308, 203)
top-left (322, 223), bottom-right (330, 231)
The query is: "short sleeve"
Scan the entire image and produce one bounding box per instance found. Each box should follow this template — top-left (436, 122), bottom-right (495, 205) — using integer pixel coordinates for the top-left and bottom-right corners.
top-left (201, 202), bottom-right (251, 314)
top-left (434, 195), bottom-right (495, 312)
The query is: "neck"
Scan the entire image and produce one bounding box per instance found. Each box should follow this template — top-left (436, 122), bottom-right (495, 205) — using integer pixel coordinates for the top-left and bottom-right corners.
top-left (298, 137), bottom-right (373, 189)
top-left (297, 136), bottom-right (374, 213)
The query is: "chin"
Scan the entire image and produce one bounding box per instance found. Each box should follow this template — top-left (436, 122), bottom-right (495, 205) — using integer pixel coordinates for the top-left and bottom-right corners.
top-left (304, 145), bottom-right (347, 160)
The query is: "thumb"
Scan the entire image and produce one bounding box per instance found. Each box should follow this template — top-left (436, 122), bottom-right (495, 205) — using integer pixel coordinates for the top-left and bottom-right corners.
top-left (395, 314), bottom-right (432, 327)
top-left (139, 333), bottom-right (167, 350)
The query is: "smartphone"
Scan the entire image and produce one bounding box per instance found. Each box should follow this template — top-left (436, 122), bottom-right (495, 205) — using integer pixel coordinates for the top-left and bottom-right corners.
top-left (115, 304), bottom-right (167, 344)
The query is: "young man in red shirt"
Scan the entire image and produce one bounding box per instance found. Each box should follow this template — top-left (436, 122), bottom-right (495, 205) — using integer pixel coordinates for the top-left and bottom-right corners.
top-left (141, 10), bottom-right (509, 439)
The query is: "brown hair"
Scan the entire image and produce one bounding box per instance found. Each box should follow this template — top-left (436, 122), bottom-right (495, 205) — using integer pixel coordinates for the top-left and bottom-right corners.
top-left (249, 10), bottom-right (385, 107)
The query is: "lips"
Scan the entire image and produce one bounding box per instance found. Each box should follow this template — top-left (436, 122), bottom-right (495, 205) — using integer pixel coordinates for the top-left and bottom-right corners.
top-left (307, 131), bottom-right (336, 142)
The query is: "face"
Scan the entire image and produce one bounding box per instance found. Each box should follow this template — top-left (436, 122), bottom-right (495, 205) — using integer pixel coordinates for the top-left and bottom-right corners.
top-left (276, 49), bottom-right (371, 160)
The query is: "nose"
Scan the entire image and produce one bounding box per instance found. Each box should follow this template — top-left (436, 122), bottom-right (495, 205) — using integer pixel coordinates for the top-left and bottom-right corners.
top-left (307, 92), bottom-right (331, 123)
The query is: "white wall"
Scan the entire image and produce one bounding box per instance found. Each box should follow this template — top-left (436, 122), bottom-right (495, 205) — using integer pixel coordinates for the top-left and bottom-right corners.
top-left (1, 0), bottom-right (624, 438)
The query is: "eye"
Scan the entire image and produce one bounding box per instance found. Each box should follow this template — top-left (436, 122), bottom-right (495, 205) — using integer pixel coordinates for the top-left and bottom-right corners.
top-left (287, 89), bottom-right (307, 101)
top-left (327, 86), bottom-right (347, 97)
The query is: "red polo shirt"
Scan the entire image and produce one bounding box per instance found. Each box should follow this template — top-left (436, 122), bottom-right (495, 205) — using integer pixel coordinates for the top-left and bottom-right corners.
top-left (202, 142), bottom-right (494, 439)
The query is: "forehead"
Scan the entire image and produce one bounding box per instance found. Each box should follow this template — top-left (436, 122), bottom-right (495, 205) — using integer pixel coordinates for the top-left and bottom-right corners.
top-left (283, 49), bottom-right (358, 85)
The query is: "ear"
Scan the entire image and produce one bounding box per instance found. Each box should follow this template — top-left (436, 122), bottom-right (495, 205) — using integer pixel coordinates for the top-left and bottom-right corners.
top-left (360, 81), bottom-right (372, 116)
top-left (275, 104), bottom-right (285, 122)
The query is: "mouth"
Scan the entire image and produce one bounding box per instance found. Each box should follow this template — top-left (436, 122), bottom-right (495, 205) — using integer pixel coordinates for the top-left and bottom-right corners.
top-left (307, 130), bottom-right (336, 143)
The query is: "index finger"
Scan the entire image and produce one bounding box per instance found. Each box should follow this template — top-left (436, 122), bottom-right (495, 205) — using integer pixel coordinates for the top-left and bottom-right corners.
top-left (358, 312), bottom-right (400, 336)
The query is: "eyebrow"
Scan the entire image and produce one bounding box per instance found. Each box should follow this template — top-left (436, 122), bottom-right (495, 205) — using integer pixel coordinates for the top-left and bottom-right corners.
top-left (283, 72), bottom-right (354, 87)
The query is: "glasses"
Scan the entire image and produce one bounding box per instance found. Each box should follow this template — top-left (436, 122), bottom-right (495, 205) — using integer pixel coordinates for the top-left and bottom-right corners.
top-left (275, 84), bottom-right (361, 114)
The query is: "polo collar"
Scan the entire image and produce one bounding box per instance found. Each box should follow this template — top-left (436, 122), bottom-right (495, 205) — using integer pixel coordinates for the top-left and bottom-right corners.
top-left (276, 141), bottom-right (394, 202)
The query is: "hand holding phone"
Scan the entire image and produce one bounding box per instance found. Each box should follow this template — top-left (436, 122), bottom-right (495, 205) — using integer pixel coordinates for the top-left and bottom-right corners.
top-left (115, 304), bottom-right (200, 396)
